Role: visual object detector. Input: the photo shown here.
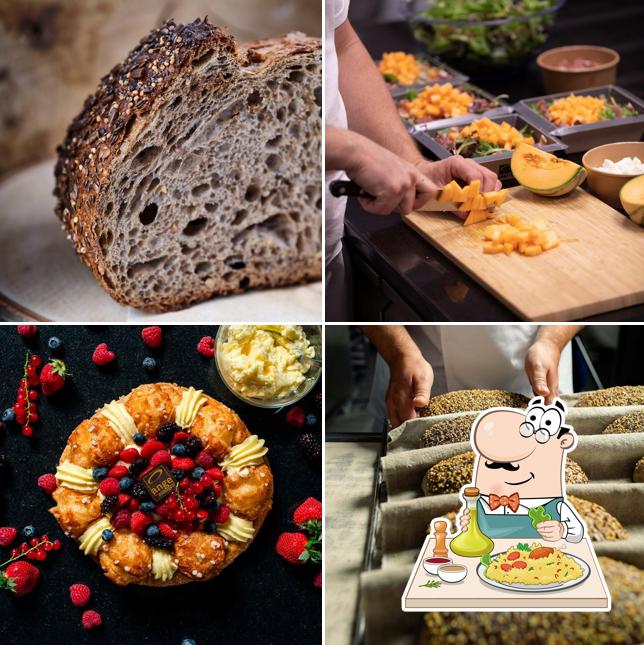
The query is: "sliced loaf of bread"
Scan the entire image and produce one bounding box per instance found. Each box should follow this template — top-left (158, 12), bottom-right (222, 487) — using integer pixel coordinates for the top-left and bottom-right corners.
top-left (54, 18), bottom-right (321, 312)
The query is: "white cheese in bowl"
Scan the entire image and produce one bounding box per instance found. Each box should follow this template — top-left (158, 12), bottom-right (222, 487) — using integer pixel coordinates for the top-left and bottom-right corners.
top-left (599, 156), bottom-right (644, 174)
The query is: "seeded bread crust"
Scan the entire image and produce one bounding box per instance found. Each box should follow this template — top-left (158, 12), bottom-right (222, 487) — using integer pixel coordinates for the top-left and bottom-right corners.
top-left (54, 18), bottom-right (321, 311)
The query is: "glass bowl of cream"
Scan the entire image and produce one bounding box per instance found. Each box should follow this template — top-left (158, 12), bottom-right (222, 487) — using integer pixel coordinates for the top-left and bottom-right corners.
top-left (215, 325), bottom-right (321, 408)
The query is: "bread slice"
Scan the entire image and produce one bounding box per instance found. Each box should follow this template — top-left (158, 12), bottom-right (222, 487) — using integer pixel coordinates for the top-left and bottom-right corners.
top-left (54, 18), bottom-right (321, 312)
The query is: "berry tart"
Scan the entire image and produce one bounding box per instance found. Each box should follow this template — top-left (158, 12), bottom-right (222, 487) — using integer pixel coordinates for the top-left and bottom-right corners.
top-left (50, 383), bottom-right (272, 586)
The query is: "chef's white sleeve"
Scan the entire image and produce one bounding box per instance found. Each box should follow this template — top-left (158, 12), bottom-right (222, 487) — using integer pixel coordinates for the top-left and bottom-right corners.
top-left (558, 501), bottom-right (584, 543)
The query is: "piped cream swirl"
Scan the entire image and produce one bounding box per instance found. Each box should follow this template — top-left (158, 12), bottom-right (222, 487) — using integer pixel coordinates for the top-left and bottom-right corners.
top-left (218, 514), bottom-right (255, 542)
top-left (152, 549), bottom-right (178, 581)
top-left (175, 387), bottom-right (206, 428)
top-left (221, 435), bottom-right (268, 470)
top-left (79, 517), bottom-right (112, 556)
top-left (55, 461), bottom-right (98, 492)
top-left (100, 400), bottom-right (137, 444)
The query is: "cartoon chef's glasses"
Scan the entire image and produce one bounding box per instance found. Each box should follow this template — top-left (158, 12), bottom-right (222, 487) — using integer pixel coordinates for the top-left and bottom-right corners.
top-left (519, 397), bottom-right (570, 443)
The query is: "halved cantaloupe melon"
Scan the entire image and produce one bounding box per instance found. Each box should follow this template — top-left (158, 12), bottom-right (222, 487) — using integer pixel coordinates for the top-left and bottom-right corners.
top-left (620, 174), bottom-right (644, 226)
top-left (511, 143), bottom-right (586, 197)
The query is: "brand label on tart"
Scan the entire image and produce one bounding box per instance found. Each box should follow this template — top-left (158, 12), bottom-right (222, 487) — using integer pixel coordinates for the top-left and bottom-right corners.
top-left (141, 463), bottom-right (175, 502)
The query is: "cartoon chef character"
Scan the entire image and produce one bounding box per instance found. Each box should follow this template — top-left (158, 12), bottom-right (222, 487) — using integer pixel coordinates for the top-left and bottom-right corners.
top-left (459, 396), bottom-right (584, 543)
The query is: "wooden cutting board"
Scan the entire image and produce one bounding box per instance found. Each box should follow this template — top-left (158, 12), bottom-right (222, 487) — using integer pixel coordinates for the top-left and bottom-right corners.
top-left (403, 186), bottom-right (644, 321)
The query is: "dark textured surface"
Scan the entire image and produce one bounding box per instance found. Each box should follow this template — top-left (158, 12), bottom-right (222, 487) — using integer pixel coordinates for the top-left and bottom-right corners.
top-left (0, 325), bottom-right (321, 643)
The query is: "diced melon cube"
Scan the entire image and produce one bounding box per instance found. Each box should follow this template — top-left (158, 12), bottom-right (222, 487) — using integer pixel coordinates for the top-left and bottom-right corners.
top-left (463, 209), bottom-right (489, 226)
top-left (484, 225), bottom-right (501, 241)
top-left (523, 245), bottom-right (543, 256)
top-left (503, 242), bottom-right (514, 255)
top-left (483, 242), bottom-right (504, 254)
top-left (438, 183), bottom-right (454, 202)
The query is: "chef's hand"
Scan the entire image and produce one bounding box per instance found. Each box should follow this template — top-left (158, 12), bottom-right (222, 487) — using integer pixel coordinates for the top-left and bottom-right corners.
top-left (459, 508), bottom-right (470, 532)
top-left (536, 520), bottom-right (566, 541)
top-left (385, 350), bottom-right (433, 428)
top-left (525, 337), bottom-right (562, 405)
top-left (342, 133), bottom-right (438, 215)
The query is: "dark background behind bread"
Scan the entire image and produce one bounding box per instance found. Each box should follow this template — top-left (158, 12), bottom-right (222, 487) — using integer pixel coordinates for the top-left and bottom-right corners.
top-left (0, 0), bottom-right (321, 177)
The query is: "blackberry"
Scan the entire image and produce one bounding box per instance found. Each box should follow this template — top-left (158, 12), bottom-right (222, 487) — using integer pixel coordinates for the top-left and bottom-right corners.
top-left (101, 495), bottom-right (119, 513)
top-left (185, 436), bottom-right (203, 456)
top-left (144, 535), bottom-right (174, 550)
top-left (157, 422), bottom-right (180, 443)
top-left (171, 468), bottom-right (186, 481)
top-left (314, 391), bottom-right (322, 410)
top-left (132, 482), bottom-right (151, 500)
top-left (298, 433), bottom-right (321, 461)
top-left (129, 459), bottom-right (148, 477)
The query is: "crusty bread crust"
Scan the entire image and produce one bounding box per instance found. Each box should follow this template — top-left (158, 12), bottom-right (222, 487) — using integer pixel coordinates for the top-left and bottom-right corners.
top-left (54, 18), bottom-right (321, 311)
top-left (49, 382), bottom-right (273, 586)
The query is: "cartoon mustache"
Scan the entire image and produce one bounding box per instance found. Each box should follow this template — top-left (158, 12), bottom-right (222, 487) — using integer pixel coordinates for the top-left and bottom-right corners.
top-left (484, 461), bottom-right (520, 471)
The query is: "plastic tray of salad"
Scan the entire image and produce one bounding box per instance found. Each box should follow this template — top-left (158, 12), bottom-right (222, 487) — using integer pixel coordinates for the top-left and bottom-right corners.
top-left (376, 51), bottom-right (468, 91)
top-left (396, 81), bottom-right (512, 129)
top-left (514, 85), bottom-right (644, 153)
top-left (412, 113), bottom-right (566, 184)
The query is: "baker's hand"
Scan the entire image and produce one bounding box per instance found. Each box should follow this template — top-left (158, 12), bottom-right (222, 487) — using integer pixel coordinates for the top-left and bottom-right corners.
top-left (385, 350), bottom-right (433, 428)
top-left (536, 520), bottom-right (566, 541)
top-left (459, 508), bottom-right (470, 532)
top-left (525, 338), bottom-right (562, 405)
top-left (345, 136), bottom-right (438, 215)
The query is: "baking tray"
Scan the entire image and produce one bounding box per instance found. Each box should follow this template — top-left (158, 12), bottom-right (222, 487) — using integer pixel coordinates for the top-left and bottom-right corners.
top-left (394, 82), bottom-right (512, 131)
top-left (376, 54), bottom-right (469, 93)
top-left (514, 85), bottom-right (644, 154)
top-left (411, 112), bottom-right (567, 185)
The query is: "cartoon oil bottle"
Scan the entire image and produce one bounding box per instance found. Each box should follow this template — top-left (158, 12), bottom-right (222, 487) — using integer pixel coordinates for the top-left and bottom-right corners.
top-left (450, 487), bottom-right (494, 557)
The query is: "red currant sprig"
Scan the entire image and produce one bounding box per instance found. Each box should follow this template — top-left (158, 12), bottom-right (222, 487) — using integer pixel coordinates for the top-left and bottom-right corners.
top-left (3, 535), bottom-right (61, 567)
top-left (13, 352), bottom-right (41, 437)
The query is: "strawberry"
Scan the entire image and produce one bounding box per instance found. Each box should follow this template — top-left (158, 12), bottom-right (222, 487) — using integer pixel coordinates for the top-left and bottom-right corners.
top-left (17, 325), bottom-right (37, 337)
top-left (130, 511), bottom-right (153, 535)
top-left (314, 569), bottom-right (322, 588)
top-left (141, 326), bottom-right (163, 348)
top-left (158, 522), bottom-right (178, 540)
top-left (37, 473), bottom-right (58, 495)
top-left (170, 431), bottom-right (190, 445)
top-left (150, 450), bottom-right (171, 467)
top-left (171, 457), bottom-right (195, 471)
top-left (293, 497), bottom-right (322, 527)
top-left (92, 343), bottom-right (115, 366)
top-left (107, 465), bottom-right (129, 479)
top-left (1, 561), bottom-right (40, 596)
top-left (197, 336), bottom-right (215, 357)
top-left (212, 505), bottom-right (230, 524)
top-left (40, 359), bottom-right (67, 396)
top-left (69, 582), bottom-right (91, 607)
top-left (99, 477), bottom-right (120, 496)
top-left (206, 467), bottom-right (224, 481)
top-left (140, 440), bottom-right (166, 460)
top-left (276, 531), bottom-right (321, 565)
top-left (0, 527), bottom-right (17, 547)
top-left (118, 447), bottom-right (139, 463)
top-left (82, 609), bottom-right (102, 630)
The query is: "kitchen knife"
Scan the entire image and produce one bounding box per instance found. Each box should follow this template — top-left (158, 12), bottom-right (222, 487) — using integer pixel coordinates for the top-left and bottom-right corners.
top-left (329, 179), bottom-right (462, 212)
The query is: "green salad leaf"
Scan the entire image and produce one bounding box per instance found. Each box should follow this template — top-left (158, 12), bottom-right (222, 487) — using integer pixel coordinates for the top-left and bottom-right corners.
top-left (528, 506), bottom-right (552, 528)
top-left (405, 89), bottom-right (419, 101)
top-left (480, 553), bottom-right (492, 569)
top-left (517, 542), bottom-right (531, 552)
top-left (382, 72), bottom-right (399, 84)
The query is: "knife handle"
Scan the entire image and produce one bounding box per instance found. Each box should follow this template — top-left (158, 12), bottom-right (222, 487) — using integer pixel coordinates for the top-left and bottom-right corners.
top-left (329, 180), bottom-right (374, 200)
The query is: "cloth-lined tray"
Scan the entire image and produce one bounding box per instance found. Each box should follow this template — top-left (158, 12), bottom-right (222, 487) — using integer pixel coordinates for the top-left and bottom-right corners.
top-left (360, 397), bottom-right (644, 645)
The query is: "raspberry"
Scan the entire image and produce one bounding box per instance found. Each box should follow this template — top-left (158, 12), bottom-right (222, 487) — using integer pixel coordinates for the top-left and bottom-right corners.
top-left (206, 467), bottom-right (224, 481)
top-left (17, 325), bottom-right (38, 337)
top-left (314, 570), bottom-right (322, 588)
top-left (116, 494), bottom-right (131, 508)
top-left (158, 522), bottom-right (178, 540)
top-left (37, 473), bottom-right (57, 494)
top-left (82, 609), bottom-right (102, 630)
top-left (150, 450), bottom-right (171, 467)
top-left (107, 465), bottom-right (129, 479)
top-left (130, 511), bottom-right (153, 535)
top-left (111, 510), bottom-right (131, 529)
top-left (141, 440), bottom-right (167, 460)
top-left (92, 343), bottom-right (115, 366)
top-left (99, 477), bottom-right (120, 496)
top-left (0, 526), bottom-right (17, 547)
top-left (195, 451), bottom-right (214, 469)
top-left (69, 583), bottom-right (91, 607)
top-left (119, 447), bottom-right (140, 463)
top-left (141, 326), bottom-right (163, 348)
top-left (171, 431), bottom-right (190, 445)
top-left (172, 457), bottom-right (195, 471)
top-left (197, 336), bottom-right (215, 357)
top-left (286, 406), bottom-right (306, 428)
top-left (213, 505), bottom-right (230, 523)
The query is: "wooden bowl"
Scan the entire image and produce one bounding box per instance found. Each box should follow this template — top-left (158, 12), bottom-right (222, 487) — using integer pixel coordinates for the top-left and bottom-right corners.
top-left (537, 45), bottom-right (619, 94)
top-left (582, 142), bottom-right (644, 210)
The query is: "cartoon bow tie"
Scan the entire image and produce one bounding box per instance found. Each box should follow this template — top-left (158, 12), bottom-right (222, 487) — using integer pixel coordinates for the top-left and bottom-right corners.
top-left (488, 493), bottom-right (520, 512)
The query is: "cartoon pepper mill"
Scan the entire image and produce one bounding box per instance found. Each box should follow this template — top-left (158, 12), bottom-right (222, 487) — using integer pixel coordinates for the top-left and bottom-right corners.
top-left (459, 397), bottom-right (584, 543)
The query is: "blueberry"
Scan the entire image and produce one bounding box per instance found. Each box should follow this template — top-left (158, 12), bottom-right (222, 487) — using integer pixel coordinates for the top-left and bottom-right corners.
top-left (139, 501), bottom-right (155, 513)
top-left (146, 524), bottom-right (160, 538)
top-left (191, 467), bottom-right (205, 481)
top-left (171, 444), bottom-right (187, 456)
top-left (2, 409), bottom-right (15, 424)
top-left (101, 529), bottom-right (114, 541)
top-left (143, 357), bottom-right (157, 372)
top-left (133, 432), bottom-right (147, 446)
top-left (48, 336), bottom-right (63, 352)
top-left (306, 412), bottom-right (318, 427)
top-left (181, 640), bottom-right (197, 645)
top-left (92, 466), bottom-right (109, 481)
top-left (119, 476), bottom-right (134, 492)
top-left (203, 520), bottom-right (217, 534)
top-left (22, 525), bottom-right (36, 539)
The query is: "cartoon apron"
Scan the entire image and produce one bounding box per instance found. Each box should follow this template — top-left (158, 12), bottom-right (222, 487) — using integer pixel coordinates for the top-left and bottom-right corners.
top-left (477, 497), bottom-right (562, 539)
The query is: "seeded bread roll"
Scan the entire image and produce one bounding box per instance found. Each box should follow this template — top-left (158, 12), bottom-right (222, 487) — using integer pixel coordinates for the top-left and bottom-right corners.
top-left (421, 390), bottom-right (531, 417)
top-left (54, 18), bottom-right (321, 312)
top-left (419, 414), bottom-right (477, 448)
top-left (634, 457), bottom-right (644, 483)
top-left (576, 386), bottom-right (644, 408)
top-left (602, 411), bottom-right (644, 434)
